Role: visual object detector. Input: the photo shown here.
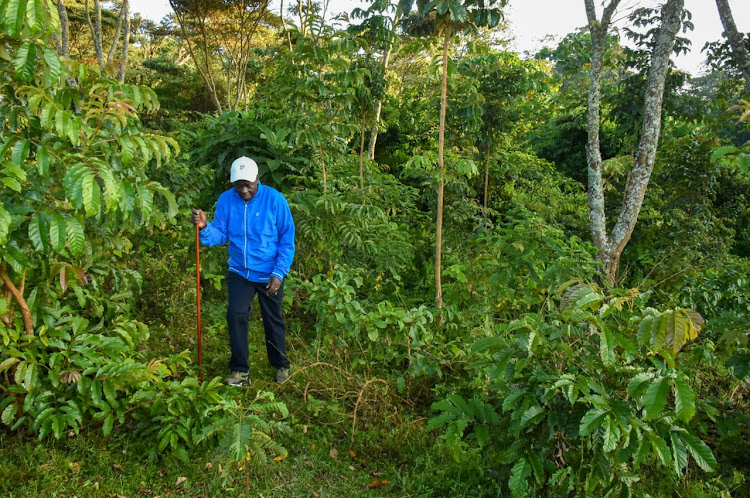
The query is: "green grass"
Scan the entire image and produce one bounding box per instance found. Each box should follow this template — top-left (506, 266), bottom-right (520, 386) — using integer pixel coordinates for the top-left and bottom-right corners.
top-left (0, 297), bottom-right (444, 497)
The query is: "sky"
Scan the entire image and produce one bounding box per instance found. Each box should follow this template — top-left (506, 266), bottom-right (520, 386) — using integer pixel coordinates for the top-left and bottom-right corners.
top-left (129, 0), bottom-right (750, 75)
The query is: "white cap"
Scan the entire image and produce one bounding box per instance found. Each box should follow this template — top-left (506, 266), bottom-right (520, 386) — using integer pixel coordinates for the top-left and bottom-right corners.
top-left (230, 156), bottom-right (258, 183)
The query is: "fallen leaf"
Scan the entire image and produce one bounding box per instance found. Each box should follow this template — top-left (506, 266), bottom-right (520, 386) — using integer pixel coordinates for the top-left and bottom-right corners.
top-left (304, 461), bottom-right (314, 468)
top-left (329, 447), bottom-right (339, 459)
top-left (371, 471), bottom-right (383, 477)
top-left (310, 493), bottom-right (320, 498)
top-left (349, 450), bottom-right (356, 459)
top-left (138, 486), bottom-right (154, 495)
top-left (367, 480), bottom-right (391, 489)
top-left (112, 464), bottom-right (122, 471)
top-left (68, 462), bottom-right (80, 474)
top-left (175, 476), bottom-right (187, 488)
top-left (273, 455), bottom-right (284, 462)
top-left (94, 482), bottom-right (100, 490)
top-left (205, 462), bottom-right (213, 469)
top-left (302, 425), bottom-right (308, 434)
top-left (348, 465), bottom-right (355, 471)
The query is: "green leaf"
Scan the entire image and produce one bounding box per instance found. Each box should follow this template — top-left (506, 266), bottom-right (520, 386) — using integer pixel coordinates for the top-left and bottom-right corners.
top-left (3, 241), bottom-right (28, 272)
top-left (680, 433), bottom-right (716, 472)
top-left (509, 457), bottom-right (531, 497)
top-left (11, 138), bottom-right (30, 166)
top-left (66, 216), bottom-right (85, 256)
top-left (627, 372), bottom-right (653, 398)
top-left (6, 0), bottom-right (27, 38)
top-left (527, 451), bottom-right (545, 485)
top-left (579, 408), bottom-right (606, 436)
top-left (96, 161), bottom-right (120, 211)
top-left (671, 431), bottom-right (688, 474)
top-left (648, 433), bottom-right (672, 468)
top-left (673, 377), bottom-right (696, 423)
top-left (651, 313), bottom-right (668, 351)
top-left (102, 413), bottom-right (114, 437)
top-left (28, 212), bottom-right (51, 253)
top-left (81, 172), bottom-right (101, 217)
top-left (603, 416), bottom-right (621, 452)
top-left (1, 403), bottom-right (17, 426)
top-left (36, 147), bottom-right (49, 176)
top-left (49, 212), bottom-right (66, 253)
top-left (13, 41), bottom-right (36, 82)
top-left (643, 377), bottom-right (669, 420)
top-left (137, 183), bottom-right (153, 220)
top-left (520, 405), bottom-right (544, 428)
top-left (0, 203), bottom-right (10, 245)
top-left (1, 176), bottom-right (22, 191)
top-left (42, 47), bottom-right (60, 87)
top-left (120, 137), bottom-right (134, 166)
top-left (710, 145), bottom-right (737, 163)
top-left (599, 328), bottom-right (615, 367)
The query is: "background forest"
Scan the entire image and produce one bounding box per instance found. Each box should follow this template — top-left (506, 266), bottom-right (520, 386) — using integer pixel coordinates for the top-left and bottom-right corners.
top-left (1, 0), bottom-right (750, 496)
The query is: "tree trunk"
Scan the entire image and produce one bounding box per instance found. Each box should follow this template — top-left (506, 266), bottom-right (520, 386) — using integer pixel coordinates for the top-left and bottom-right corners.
top-left (435, 24), bottom-right (451, 310)
top-left (584, 0), bottom-right (621, 255)
top-left (359, 112), bottom-right (366, 190)
top-left (367, 12), bottom-right (401, 161)
top-left (584, 0), bottom-right (684, 285)
top-left (86, 0), bottom-right (105, 68)
top-left (117, 0), bottom-right (130, 82)
top-left (715, 0), bottom-right (750, 90)
top-left (169, 0), bottom-right (223, 113)
top-left (56, 0), bottom-right (70, 57)
top-left (107, 0), bottom-right (125, 64)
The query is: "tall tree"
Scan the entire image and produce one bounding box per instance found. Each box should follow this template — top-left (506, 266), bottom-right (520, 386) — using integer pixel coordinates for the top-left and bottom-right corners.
top-left (715, 0), bottom-right (750, 90)
top-left (169, 0), bottom-right (274, 113)
top-left (584, 0), bottom-right (685, 284)
top-left (401, 0), bottom-right (505, 310)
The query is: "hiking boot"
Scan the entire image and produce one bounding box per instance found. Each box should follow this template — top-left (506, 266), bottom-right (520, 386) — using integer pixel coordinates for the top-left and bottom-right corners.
top-left (225, 371), bottom-right (250, 387)
top-left (275, 367), bottom-right (290, 383)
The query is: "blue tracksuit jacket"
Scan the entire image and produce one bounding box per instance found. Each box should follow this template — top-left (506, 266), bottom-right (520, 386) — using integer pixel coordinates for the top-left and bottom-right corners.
top-left (199, 183), bottom-right (295, 282)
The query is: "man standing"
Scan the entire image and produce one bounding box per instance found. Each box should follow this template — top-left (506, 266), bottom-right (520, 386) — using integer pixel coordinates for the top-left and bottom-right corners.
top-left (191, 156), bottom-right (295, 386)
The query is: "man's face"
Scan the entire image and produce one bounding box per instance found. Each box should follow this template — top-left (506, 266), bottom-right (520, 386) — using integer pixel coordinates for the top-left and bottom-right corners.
top-left (234, 179), bottom-right (259, 202)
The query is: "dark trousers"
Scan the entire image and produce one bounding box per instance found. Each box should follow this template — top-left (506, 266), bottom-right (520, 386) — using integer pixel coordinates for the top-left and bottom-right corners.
top-left (226, 271), bottom-right (289, 373)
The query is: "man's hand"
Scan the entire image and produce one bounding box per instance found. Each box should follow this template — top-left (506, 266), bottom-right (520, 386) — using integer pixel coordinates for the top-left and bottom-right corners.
top-left (191, 208), bottom-right (207, 229)
top-left (266, 276), bottom-right (282, 296)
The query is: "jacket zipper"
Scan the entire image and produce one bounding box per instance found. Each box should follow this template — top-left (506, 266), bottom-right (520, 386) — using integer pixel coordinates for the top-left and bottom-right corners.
top-left (243, 201), bottom-right (248, 279)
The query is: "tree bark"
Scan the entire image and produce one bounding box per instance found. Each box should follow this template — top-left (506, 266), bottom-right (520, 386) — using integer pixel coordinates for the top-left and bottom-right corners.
top-left (584, 0), bottom-right (684, 284)
top-left (584, 0), bottom-right (621, 255)
top-left (435, 24), bottom-right (451, 310)
top-left (169, 0), bottom-right (223, 113)
top-left (85, 0), bottom-right (105, 68)
top-left (117, 0), bottom-right (130, 82)
top-left (107, 0), bottom-right (125, 64)
top-left (56, 0), bottom-right (70, 57)
top-left (715, 0), bottom-right (750, 90)
top-left (359, 112), bottom-right (366, 190)
top-left (367, 12), bottom-right (401, 161)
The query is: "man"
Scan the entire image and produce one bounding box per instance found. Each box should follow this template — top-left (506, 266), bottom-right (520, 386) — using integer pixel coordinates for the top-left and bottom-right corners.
top-left (191, 156), bottom-right (295, 386)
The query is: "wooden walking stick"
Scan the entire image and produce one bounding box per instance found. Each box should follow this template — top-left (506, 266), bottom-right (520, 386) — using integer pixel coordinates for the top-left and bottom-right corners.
top-left (195, 225), bottom-right (203, 382)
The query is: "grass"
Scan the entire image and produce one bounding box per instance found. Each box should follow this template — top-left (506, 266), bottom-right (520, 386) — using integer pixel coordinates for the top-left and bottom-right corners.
top-left (0, 291), bottom-right (450, 497)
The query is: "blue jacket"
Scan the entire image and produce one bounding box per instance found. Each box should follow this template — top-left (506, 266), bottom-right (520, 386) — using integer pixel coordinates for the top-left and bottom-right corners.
top-left (199, 183), bottom-right (295, 282)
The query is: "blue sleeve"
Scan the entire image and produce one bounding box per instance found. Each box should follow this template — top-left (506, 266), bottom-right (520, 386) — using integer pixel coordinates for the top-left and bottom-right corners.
top-left (199, 194), bottom-right (229, 247)
top-left (271, 195), bottom-right (295, 280)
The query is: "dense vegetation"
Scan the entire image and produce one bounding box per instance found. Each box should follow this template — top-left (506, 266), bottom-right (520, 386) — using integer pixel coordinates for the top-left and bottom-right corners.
top-left (1, 0), bottom-right (750, 495)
